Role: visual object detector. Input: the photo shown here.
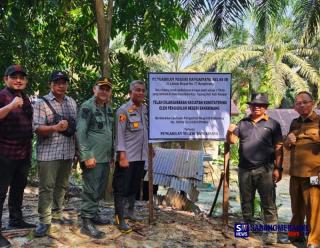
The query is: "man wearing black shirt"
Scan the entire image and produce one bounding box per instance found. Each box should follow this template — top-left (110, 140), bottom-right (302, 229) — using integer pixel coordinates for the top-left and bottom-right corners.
top-left (226, 93), bottom-right (283, 245)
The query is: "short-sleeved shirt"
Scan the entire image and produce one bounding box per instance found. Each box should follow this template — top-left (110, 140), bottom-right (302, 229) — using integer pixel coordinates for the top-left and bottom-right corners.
top-left (76, 97), bottom-right (113, 163)
top-left (33, 91), bottom-right (77, 161)
top-left (234, 115), bottom-right (282, 169)
top-left (288, 111), bottom-right (320, 177)
top-left (115, 100), bottom-right (148, 162)
top-left (0, 87), bottom-right (33, 160)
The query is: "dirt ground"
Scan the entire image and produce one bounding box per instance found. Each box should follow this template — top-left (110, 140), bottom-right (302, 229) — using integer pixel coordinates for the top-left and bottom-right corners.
top-left (1, 186), bottom-right (306, 248)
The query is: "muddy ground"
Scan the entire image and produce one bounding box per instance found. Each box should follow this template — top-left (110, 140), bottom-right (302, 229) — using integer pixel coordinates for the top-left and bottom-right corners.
top-left (1, 186), bottom-right (307, 248)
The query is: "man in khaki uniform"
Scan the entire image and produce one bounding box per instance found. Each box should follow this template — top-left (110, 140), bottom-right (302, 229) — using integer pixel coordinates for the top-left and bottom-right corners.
top-left (112, 80), bottom-right (148, 233)
top-left (77, 77), bottom-right (113, 239)
top-left (284, 91), bottom-right (320, 248)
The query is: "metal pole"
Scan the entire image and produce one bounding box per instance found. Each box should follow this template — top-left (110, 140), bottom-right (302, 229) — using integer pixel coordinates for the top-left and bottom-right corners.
top-left (148, 143), bottom-right (154, 224)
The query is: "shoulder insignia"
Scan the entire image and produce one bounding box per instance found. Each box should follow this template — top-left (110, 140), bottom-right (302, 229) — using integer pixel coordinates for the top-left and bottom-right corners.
top-left (133, 122), bottom-right (139, 128)
top-left (119, 114), bottom-right (127, 122)
top-left (81, 108), bottom-right (90, 119)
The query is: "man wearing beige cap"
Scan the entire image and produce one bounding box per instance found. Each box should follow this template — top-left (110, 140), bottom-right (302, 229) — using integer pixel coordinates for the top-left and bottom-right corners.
top-left (76, 77), bottom-right (113, 239)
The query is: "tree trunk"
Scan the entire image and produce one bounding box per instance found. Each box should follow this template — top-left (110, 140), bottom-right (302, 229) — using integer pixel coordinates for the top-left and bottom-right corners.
top-left (94, 0), bottom-right (113, 77)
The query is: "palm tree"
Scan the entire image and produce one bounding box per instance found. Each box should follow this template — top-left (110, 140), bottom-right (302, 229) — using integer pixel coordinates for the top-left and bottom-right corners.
top-left (191, 20), bottom-right (320, 106)
top-left (142, 16), bottom-right (214, 72)
top-left (180, 0), bottom-right (320, 43)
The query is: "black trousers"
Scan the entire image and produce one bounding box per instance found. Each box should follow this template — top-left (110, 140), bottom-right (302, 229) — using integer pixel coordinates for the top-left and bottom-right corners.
top-left (136, 170), bottom-right (158, 201)
top-left (0, 155), bottom-right (31, 226)
top-left (112, 161), bottom-right (145, 198)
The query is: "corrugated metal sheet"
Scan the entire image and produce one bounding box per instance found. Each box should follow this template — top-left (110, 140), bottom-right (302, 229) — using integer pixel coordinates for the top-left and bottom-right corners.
top-left (145, 148), bottom-right (204, 196)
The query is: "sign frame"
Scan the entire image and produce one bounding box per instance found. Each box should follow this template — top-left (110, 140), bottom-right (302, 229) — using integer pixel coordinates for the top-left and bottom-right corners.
top-left (148, 72), bottom-right (232, 141)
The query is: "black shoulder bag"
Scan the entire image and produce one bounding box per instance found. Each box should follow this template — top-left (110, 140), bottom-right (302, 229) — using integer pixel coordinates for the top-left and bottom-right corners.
top-left (40, 97), bottom-right (76, 137)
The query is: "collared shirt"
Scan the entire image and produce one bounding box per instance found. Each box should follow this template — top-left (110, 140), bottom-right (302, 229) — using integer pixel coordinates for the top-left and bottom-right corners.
top-left (33, 91), bottom-right (77, 161)
top-left (288, 111), bottom-right (320, 177)
top-left (115, 100), bottom-right (148, 162)
top-left (0, 87), bottom-right (33, 160)
top-left (76, 97), bottom-right (113, 163)
top-left (234, 114), bottom-right (282, 169)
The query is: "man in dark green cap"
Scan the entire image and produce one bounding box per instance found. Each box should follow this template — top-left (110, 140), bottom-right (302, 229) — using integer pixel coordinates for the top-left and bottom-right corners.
top-left (76, 77), bottom-right (114, 239)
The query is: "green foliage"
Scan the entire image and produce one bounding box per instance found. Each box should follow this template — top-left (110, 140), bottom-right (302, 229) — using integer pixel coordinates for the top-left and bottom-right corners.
top-left (113, 0), bottom-right (189, 55)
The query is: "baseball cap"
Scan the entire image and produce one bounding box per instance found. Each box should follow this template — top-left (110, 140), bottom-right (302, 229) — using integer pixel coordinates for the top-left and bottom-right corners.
top-left (5, 65), bottom-right (27, 76)
top-left (49, 71), bottom-right (69, 82)
top-left (96, 77), bottom-right (112, 88)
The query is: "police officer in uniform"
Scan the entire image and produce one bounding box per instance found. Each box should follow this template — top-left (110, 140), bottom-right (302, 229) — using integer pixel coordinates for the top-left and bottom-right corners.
top-left (113, 80), bottom-right (148, 233)
top-left (76, 77), bottom-right (113, 239)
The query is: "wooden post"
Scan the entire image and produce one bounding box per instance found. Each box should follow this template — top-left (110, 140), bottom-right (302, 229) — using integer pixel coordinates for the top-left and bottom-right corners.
top-left (222, 142), bottom-right (230, 232)
top-left (208, 172), bottom-right (224, 217)
top-left (148, 143), bottom-right (154, 224)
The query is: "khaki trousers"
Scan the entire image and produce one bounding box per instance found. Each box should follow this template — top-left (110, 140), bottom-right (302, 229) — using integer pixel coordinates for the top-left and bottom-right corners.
top-left (38, 160), bottom-right (72, 224)
top-left (290, 176), bottom-right (320, 246)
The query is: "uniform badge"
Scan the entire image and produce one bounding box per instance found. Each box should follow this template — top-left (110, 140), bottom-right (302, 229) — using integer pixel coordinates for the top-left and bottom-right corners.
top-left (133, 122), bottom-right (139, 128)
top-left (81, 108), bottom-right (90, 119)
top-left (119, 114), bottom-right (127, 122)
top-left (128, 108), bottom-right (134, 113)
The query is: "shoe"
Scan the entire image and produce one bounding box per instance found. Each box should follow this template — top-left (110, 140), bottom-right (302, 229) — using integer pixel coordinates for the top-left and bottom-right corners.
top-left (51, 217), bottom-right (73, 225)
top-left (114, 214), bottom-right (132, 234)
top-left (0, 233), bottom-right (11, 248)
top-left (264, 232), bottom-right (277, 245)
top-left (91, 215), bottom-right (111, 225)
top-left (81, 218), bottom-right (105, 239)
top-left (34, 223), bottom-right (50, 237)
top-left (7, 219), bottom-right (36, 229)
top-left (125, 210), bottom-right (143, 222)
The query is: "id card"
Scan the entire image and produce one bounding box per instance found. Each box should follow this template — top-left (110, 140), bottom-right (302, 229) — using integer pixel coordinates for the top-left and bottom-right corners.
top-left (310, 176), bottom-right (320, 186)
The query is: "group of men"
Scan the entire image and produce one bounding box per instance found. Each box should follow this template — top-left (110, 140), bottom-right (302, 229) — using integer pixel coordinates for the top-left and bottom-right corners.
top-left (0, 64), bottom-right (319, 248)
top-left (227, 92), bottom-right (320, 247)
top-left (0, 65), bottom-right (148, 248)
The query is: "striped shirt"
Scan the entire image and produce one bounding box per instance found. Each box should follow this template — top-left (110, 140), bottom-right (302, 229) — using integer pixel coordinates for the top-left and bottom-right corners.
top-left (33, 91), bottom-right (77, 161)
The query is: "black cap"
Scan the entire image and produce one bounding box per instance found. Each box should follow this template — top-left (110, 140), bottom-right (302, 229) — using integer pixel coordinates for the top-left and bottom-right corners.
top-left (247, 93), bottom-right (269, 105)
top-left (49, 71), bottom-right (69, 82)
top-left (96, 77), bottom-right (112, 88)
top-left (5, 65), bottom-right (27, 76)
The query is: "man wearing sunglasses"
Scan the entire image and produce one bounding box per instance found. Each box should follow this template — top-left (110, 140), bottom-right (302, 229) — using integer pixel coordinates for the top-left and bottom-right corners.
top-left (226, 93), bottom-right (283, 245)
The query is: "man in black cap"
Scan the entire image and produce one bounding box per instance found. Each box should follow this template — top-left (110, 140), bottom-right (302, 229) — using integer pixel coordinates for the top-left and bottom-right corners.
top-left (33, 70), bottom-right (77, 237)
top-left (0, 65), bottom-right (35, 248)
top-left (226, 93), bottom-right (283, 245)
top-left (76, 77), bottom-right (113, 239)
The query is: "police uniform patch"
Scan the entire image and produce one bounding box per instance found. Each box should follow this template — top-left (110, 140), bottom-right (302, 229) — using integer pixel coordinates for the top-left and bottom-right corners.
top-left (81, 108), bottom-right (90, 119)
top-left (119, 114), bottom-right (127, 122)
top-left (133, 122), bottom-right (139, 128)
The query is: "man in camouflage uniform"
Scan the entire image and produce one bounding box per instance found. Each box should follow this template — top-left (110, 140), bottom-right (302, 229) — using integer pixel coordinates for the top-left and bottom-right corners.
top-left (76, 77), bottom-right (113, 239)
top-left (113, 80), bottom-right (148, 233)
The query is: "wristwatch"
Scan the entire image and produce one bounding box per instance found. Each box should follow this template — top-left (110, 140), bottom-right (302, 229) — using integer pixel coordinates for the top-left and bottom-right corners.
top-left (275, 166), bottom-right (283, 172)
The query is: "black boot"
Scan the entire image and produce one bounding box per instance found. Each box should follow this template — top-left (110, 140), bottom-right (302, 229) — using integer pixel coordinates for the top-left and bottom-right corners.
top-left (0, 233), bottom-right (11, 248)
top-left (126, 196), bottom-right (143, 222)
top-left (34, 223), bottom-right (50, 237)
top-left (81, 218), bottom-right (105, 239)
top-left (114, 196), bottom-right (132, 233)
top-left (7, 219), bottom-right (36, 229)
